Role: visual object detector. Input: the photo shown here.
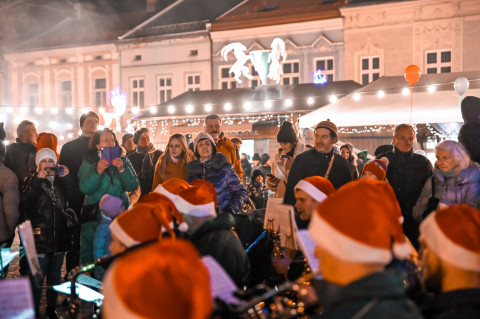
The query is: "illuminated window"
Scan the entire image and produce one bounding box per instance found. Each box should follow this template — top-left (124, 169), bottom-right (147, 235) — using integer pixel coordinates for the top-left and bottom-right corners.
top-left (158, 76), bottom-right (172, 104)
top-left (360, 56), bottom-right (380, 85)
top-left (28, 83), bottom-right (39, 107)
top-left (131, 78), bottom-right (145, 107)
top-left (94, 78), bottom-right (107, 108)
top-left (314, 57), bottom-right (334, 82)
top-left (60, 80), bottom-right (72, 107)
top-left (282, 61), bottom-right (300, 85)
top-left (186, 73), bottom-right (200, 92)
top-left (425, 50), bottom-right (451, 74)
top-left (219, 67), bottom-right (236, 89)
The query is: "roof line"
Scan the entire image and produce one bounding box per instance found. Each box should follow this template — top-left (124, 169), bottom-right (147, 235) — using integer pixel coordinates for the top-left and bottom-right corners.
top-left (118, 0), bottom-right (185, 40)
top-left (215, 0), bottom-right (249, 20)
top-left (13, 16), bottom-right (74, 49)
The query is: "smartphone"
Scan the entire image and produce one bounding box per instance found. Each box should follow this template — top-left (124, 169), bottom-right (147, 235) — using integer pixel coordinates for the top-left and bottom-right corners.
top-left (45, 166), bottom-right (64, 176)
top-left (101, 146), bottom-right (120, 164)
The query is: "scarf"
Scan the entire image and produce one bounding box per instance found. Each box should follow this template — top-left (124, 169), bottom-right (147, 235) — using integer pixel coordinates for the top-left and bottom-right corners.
top-left (136, 143), bottom-right (155, 155)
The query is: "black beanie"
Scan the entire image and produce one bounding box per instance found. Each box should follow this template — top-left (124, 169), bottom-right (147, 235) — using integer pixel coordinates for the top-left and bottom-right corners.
top-left (277, 121), bottom-right (296, 143)
top-left (79, 111), bottom-right (100, 128)
top-left (251, 169), bottom-right (265, 181)
top-left (133, 128), bottom-right (149, 145)
top-left (0, 122), bottom-right (6, 159)
top-left (461, 96), bottom-right (480, 124)
top-left (122, 133), bottom-right (133, 145)
top-left (252, 153), bottom-right (260, 161)
top-left (260, 153), bottom-right (270, 165)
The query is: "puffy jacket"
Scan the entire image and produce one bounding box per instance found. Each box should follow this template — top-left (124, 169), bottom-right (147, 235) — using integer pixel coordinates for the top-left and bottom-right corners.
top-left (22, 173), bottom-right (73, 253)
top-left (0, 163), bottom-right (20, 243)
top-left (187, 153), bottom-right (246, 213)
top-left (216, 133), bottom-right (243, 181)
top-left (413, 163), bottom-right (480, 221)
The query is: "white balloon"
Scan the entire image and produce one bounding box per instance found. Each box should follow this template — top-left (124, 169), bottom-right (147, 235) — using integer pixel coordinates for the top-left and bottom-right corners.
top-left (454, 77), bottom-right (470, 96)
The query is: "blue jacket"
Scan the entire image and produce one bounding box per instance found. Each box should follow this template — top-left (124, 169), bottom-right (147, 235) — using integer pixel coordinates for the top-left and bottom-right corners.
top-left (187, 153), bottom-right (246, 213)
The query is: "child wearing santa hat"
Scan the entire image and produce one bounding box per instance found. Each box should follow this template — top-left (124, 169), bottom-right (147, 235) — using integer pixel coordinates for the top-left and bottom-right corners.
top-left (362, 157), bottom-right (389, 181)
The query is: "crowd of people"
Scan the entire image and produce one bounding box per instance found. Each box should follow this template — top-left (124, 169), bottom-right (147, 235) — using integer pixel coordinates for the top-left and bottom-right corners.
top-left (0, 96), bottom-right (479, 319)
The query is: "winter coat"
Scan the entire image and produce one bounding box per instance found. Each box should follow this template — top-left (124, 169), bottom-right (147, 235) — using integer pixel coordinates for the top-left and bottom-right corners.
top-left (419, 288), bottom-right (480, 319)
top-left (139, 149), bottom-right (163, 197)
top-left (247, 181), bottom-right (269, 209)
top-left (266, 140), bottom-right (305, 199)
top-left (0, 163), bottom-right (20, 243)
top-left (22, 174), bottom-right (73, 253)
top-left (186, 212), bottom-right (250, 288)
top-left (241, 158), bottom-right (252, 184)
top-left (459, 122), bottom-right (480, 164)
top-left (378, 147), bottom-right (433, 249)
top-left (4, 140), bottom-right (37, 188)
top-left (413, 163), bottom-right (480, 221)
top-left (216, 133), bottom-right (243, 181)
top-left (58, 135), bottom-right (91, 210)
top-left (312, 270), bottom-right (423, 319)
top-left (152, 153), bottom-right (189, 190)
top-left (284, 148), bottom-right (352, 207)
top-left (187, 153), bottom-right (246, 213)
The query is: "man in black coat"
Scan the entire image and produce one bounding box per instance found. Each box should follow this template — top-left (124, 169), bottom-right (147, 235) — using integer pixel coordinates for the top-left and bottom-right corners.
top-left (58, 111), bottom-right (99, 271)
top-left (418, 205), bottom-right (480, 319)
top-left (377, 124), bottom-right (432, 249)
top-left (284, 120), bottom-right (351, 206)
top-left (240, 153), bottom-right (252, 185)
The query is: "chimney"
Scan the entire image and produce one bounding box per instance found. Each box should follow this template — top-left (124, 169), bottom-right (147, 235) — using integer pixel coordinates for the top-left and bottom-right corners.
top-left (146, 0), bottom-right (156, 12)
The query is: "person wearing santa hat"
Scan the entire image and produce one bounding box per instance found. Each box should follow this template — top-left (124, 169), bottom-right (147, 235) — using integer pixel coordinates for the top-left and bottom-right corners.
top-left (362, 157), bottom-right (389, 181)
top-left (308, 179), bottom-right (422, 318)
top-left (417, 205), bottom-right (480, 318)
top-left (102, 239), bottom-right (213, 319)
top-left (273, 176), bottom-right (336, 280)
top-left (174, 184), bottom-right (250, 288)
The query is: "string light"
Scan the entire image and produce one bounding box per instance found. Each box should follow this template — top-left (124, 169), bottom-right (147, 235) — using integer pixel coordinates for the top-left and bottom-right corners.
top-left (353, 93), bottom-right (360, 101)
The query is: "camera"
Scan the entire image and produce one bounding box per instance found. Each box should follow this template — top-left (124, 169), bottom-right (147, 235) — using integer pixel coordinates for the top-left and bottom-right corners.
top-left (45, 166), bottom-right (64, 176)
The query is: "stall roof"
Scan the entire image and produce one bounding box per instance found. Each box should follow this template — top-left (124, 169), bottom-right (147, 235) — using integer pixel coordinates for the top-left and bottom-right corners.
top-left (134, 81), bottom-right (362, 121)
top-left (298, 71), bottom-right (480, 128)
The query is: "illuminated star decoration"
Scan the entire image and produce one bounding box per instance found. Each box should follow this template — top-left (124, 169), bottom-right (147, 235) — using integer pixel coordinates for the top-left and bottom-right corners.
top-left (314, 69), bottom-right (327, 85)
top-left (221, 38), bottom-right (287, 86)
top-left (110, 88), bottom-right (127, 117)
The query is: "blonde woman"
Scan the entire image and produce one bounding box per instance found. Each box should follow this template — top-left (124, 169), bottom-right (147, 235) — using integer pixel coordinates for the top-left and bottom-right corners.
top-left (152, 134), bottom-right (195, 190)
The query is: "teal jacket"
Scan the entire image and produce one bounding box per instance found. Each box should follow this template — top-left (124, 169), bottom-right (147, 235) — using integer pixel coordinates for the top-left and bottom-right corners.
top-left (78, 156), bottom-right (139, 209)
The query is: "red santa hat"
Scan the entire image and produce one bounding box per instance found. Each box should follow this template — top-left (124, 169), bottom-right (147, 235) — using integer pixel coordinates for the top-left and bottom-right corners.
top-left (153, 178), bottom-right (190, 202)
top-left (362, 157), bottom-right (389, 181)
top-left (138, 192), bottom-right (188, 232)
top-left (420, 204), bottom-right (480, 272)
top-left (190, 179), bottom-right (218, 208)
top-left (294, 176), bottom-right (335, 203)
top-left (109, 203), bottom-right (174, 248)
top-left (309, 179), bottom-right (411, 264)
top-left (174, 186), bottom-right (216, 218)
top-left (102, 239), bottom-right (213, 319)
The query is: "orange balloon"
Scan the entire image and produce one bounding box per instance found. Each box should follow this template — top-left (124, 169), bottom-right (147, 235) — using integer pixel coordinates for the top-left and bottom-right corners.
top-left (405, 65), bottom-right (421, 86)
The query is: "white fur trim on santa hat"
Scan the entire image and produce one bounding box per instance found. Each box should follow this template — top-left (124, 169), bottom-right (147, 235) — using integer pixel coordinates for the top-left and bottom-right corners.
top-left (174, 196), bottom-right (216, 218)
top-left (153, 184), bottom-right (178, 202)
top-left (308, 213), bottom-right (393, 265)
top-left (295, 180), bottom-right (328, 203)
top-left (109, 218), bottom-right (140, 248)
top-left (420, 213), bottom-right (480, 272)
top-left (102, 262), bottom-right (143, 319)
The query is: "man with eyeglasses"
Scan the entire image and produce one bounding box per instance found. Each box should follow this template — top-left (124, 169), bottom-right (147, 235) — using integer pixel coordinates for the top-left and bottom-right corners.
top-left (376, 124), bottom-right (432, 250)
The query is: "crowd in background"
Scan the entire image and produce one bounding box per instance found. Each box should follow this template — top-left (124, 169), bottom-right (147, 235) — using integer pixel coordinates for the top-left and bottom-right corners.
top-left (0, 96), bottom-right (480, 319)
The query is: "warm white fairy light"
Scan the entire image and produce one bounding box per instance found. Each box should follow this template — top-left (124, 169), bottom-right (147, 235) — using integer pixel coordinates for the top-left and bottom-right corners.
top-left (204, 103), bottom-right (212, 112)
top-left (402, 87), bottom-right (410, 96)
top-left (150, 106), bottom-right (157, 114)
top-left (34, 107), bottom-right (43, 114)
top-left (307, 97), bottom-right (314, 105)
top-left (264, 101), bottom-right (273, 109)
top-left (99, 107), bottom-right (105, 114)
top-left (243, 102), bottom-right (252, 110)
top-left (68, 133), bottom-right (73, 138)
top-left (132, 107), bottom-right (140, 114)
top-left (377, 90), bottom-right (385, 98)
top-left (284, 99), bottom-right (293, 107)
top-left (329, 95), bottom-right (337, 103)
top-left (185, 104), bottom-right (194, 114)
top-left (66, 107), bottom-right (74, 115)
top-left (20, 107), bottom-right (28, 114)
top-left (428, 85), bottom-right (436, 93)
top-left (353, 93), bottom-right (361, 101)
top-left (168, 105), bottom-right (175, 114)
top-left (224, 102), bottom-right (232, 111)
top-left (6, 106), bottom-right (12, 113)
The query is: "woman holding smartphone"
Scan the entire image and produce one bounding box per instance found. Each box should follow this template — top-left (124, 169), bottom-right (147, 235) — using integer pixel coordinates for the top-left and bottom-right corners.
top-left (22, 148), bottom-right (72, 317)
top-left (78, 128), bottom-right (139, 265)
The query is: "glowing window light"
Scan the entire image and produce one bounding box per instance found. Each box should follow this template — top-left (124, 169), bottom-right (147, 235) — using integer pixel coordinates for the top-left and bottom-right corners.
top-left (185, 104), bottom-right (194, 114)
top-left (132, 107), bottom-right (140, 114)
top-left (428, 85), bottom-right (436, 93)
top-left (264, 101), bottom-right (272, 109)
top-left (150, 106), bottom-right (157, 114)
top-left (377, 90), bottom-right (385, 98)
top-left (353, 93), bottom-right (361, 101)
top-left (204, 103), bottom-right (212, 112)
top-left (284, 99), bottom-right (293, 107)
top-left (34, 107), bottom-right (43, 114)
top-left (402, 87), bottom-right (410, 96)
top-left (243, 102), bottom-right (252, 110)
top-left (224, 103), bottom-right (232, 111)
top-left (329, 95), bottom-right (337, 103)
top-left (99, 107), bottom-right (106, 114)
top-left (307, 97), bottom-right (314, 105)
top-left (66, 107), bottom-right (74, 114)
top-left (313, 69), bottom-right (327, 85)
top-left (167, 105), bottom-right (175, 114)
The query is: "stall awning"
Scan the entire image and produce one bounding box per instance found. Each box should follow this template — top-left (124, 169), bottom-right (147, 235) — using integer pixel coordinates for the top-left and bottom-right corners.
top-left (169, 123), bottom-right (253, 135)
top-left (298, 71), bottom-right (480, 128)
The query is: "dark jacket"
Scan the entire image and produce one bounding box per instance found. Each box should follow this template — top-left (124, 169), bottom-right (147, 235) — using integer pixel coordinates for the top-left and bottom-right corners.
top-left (0, 163), bottom-right (20, 243)
top-left (58, 135), bottom-right (91, 210)
top-left (312, 270), bottom-right (423, 319)
top-left (284, 148), bottom-right (352, 206)
top-left (187, 213), bottom-right (250, 288)
top-left (241, 158), bottom-right (252, 183)
top-left (459, 122), bottom-right (480, 164)
top-left (378, 147), bottom-right (433, 249)
top-left (420, 289), bottom-right (480, 319)
top-left (139, 149), bottom-right (163, 197)
top-left (22, 174), bottom-right (73, 253)
top-left (187, 153), bottom-right (246, 213)
top-left (4, 140), bottom-right (37, 188)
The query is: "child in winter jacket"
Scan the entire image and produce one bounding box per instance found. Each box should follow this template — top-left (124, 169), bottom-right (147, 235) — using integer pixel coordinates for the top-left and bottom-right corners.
top-left (247, 170), bottom-right (269, 209)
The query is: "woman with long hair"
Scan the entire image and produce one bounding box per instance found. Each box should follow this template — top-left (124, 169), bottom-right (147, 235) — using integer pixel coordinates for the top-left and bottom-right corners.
top-left (413, 140), bottom-right (480, 221)
top-left (152, 133), bottom-right (195, 190)
top-left (340, 143), bottom-right (359, 180)
top-left (78, 128), bottom-right (138, 265)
